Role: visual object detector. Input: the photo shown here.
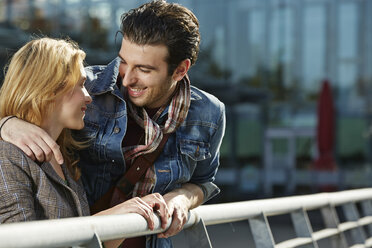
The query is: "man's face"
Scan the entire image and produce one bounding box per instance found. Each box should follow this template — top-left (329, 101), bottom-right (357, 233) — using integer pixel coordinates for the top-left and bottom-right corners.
top-left (118, 37), bottom-right (178, 109)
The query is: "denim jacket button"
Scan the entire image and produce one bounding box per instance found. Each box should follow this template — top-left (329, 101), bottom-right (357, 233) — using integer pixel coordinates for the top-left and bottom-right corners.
top-left (195, 145), bottom-right (200, 157)
top-left (113, 127), bottom-right (120, 133)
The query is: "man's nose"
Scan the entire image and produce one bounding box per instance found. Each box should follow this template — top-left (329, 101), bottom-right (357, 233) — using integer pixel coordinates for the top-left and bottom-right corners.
top-left (122, 69), bottom-right (137, 87)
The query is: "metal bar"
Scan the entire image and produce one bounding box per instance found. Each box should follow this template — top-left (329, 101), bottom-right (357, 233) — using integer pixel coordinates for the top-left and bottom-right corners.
top-left (321, 205), bottom-right (348, 248)
top-left (85, 233), bottom-right (103, 248)
top-left (248, 213), bottom-right (276, 248)
top-left (182, 218), bottom-right (212, 248)
top-left (0, 189), bottom-right (372, 247)
top-left (290, 208), bottom-right (318, 248)
top-left (342, 202), bottom-right (367, 245)
top-left (361, 200), bottom-right (372, 237)
top-left (0, 214), bottom-right (172, 248)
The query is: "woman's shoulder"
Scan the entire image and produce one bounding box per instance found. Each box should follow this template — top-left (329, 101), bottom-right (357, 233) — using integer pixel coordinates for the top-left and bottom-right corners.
top-left (0, 140), bottom-right (25, 153)
top-left (0, 140), bottom-right (33, 165)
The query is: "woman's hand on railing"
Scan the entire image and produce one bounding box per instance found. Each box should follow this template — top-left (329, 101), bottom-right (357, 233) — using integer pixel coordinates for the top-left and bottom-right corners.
top-left (95, 193), bottom-right (169, 231)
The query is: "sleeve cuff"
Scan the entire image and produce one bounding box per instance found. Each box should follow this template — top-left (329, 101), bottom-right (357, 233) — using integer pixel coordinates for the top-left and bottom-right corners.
top-left (194, 181), bottom-right (220, 204)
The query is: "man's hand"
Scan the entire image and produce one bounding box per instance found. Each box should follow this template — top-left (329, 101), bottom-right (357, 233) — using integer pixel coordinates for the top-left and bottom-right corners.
top-left (159, 183), bottom-right (204, 238)
top-left (159, 193), bottom-right (189, 238)
top-left (141, 193), bottom-right (170, 230)
top-left (0, 117), bottom-right (63, 164)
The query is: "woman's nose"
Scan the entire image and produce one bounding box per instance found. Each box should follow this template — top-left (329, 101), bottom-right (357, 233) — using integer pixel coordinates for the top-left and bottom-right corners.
top-left (83, 87), bottom-right (92, 104)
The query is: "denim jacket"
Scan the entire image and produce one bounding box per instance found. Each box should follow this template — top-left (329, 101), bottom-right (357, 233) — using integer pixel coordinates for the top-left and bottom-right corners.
top-left (75, 58), bottom-right (226, 247)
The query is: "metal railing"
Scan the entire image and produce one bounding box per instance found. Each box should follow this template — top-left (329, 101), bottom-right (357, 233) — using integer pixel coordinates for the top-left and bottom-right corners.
top-left (1, 188), bottom-right (372, 247)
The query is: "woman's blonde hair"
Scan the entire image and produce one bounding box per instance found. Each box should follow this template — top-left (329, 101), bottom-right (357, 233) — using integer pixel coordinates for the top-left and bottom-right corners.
top-left (0, 37), bottom-right (87, 180)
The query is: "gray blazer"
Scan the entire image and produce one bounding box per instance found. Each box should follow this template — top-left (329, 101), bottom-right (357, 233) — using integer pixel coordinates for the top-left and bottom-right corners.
top-left (0, 141), bottom-right (90, 223)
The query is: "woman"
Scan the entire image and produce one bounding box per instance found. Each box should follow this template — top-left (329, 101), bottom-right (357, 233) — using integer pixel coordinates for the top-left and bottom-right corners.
top-left (0, 38), bottom-right (168, 247)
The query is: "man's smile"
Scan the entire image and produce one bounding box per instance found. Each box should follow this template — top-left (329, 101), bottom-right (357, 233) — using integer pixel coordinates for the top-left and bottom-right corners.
top-left (127, 86), bottom-right (147, 97)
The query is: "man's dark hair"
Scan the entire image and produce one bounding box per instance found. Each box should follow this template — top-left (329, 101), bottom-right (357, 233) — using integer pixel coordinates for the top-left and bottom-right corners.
top-left (120, 0), bottom-right (200, 75)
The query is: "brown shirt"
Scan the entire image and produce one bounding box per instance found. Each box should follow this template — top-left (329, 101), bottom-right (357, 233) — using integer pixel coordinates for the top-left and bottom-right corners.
top-left (0, 141), bottom-right (90, 223)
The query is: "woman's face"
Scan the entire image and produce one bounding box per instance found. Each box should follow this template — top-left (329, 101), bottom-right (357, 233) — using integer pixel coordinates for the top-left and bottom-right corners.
top-left (55, 63), bottom-right (92, 130)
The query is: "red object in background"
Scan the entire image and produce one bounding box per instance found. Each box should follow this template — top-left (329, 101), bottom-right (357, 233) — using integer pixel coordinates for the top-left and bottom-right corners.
top-left (313, 80), bottom-right (337, 171)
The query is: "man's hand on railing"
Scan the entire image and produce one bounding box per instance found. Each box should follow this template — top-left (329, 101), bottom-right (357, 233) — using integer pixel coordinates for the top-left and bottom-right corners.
top-left (160, 183), bottom-right (204, 238)
top-left (141, 193), bottom-right (170, 230)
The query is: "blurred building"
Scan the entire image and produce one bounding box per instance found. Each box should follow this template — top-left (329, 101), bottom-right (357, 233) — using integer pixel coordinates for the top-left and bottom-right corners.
top-left (1, 0), bottom-right (372, 199)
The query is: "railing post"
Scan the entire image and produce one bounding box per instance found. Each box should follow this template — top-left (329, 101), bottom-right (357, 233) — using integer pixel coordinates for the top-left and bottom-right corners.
top-left (342, 202), bottom-right (367, 245)
top-left (320, 205), bottom-right (348, 248)
top-left (290, 208), bottom-right (319, 248)
top-left (182, 218), bottom-right (212, 248)
top-left (361, 200), bottom-right (372, 237)
top-left (79, 232), bottom-right (103, 248)
top-left (248, 213), bottom-right (276, 248)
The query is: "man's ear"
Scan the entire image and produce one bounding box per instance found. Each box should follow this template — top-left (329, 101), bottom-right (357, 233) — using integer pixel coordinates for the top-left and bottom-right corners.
top-left (172, 59), bottom-right (191, 81)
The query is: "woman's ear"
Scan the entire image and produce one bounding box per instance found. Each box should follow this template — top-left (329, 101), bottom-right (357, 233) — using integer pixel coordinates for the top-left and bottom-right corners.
top-left (172, 59), bottom-right (191, 81)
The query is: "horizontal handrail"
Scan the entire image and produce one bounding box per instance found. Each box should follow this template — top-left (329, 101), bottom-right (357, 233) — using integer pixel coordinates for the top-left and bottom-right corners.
top-left (0, 188), bottom-right (372, 248)
top-left (0, 213), bottom-right (198, 248)
top-left (197, 188), bottom-right (372, 225)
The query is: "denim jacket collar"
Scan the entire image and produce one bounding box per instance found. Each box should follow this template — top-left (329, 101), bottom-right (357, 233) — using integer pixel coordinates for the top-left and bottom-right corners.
top-left (88, 57), bottom-right (121, 97)
top-left (190, 88), bottom-right (202, 101)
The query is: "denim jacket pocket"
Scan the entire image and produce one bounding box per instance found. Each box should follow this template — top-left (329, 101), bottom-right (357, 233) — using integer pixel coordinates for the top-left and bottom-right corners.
top-left (155, 139), bottom-right (211, 194)
top-left (179, 139), bottom-right (211, 161)
top-left (178, 139), bottom-right (212, 184)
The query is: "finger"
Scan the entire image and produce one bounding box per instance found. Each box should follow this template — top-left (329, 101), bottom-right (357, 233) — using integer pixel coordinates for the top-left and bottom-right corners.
top-left (164, 208), bottom-right (189, 238)
top-left (140, 194), bottom-right (170, 229)
top-left (149, 193), bottom-right (169, 228)
top-left (141, 205), bottom-right (155, 230)
top-left (162, 222), bottom-right (183, 238)
top-left (159, 211), bottom-right (182, 238)
top-left (134, 198), bottom-right (155, 230)
top-left (27, 142), bottom-right (45, 162)
top-left (155, 209), bottom-right (168, 230)
top-left (32, 132), bottom-right (62, 164)
top-left (43, 137), bottom-right (62, 164)
top-left (159, 220), bottom-right (179, 238)
top-left (156, 203), bottom-right (170, 229)
top-left (144, 195), bottom-right (160, 209)
top-left (18, 144), bottom-right (36, 161)
top-left (33, 136), bottom-right (54, 162)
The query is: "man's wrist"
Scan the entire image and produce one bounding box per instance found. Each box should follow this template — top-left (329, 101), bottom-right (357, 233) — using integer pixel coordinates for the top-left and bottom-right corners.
top-left (0, 116), bottom-right (17, 140)
top-left (165, 183), bottom-right (204, 210)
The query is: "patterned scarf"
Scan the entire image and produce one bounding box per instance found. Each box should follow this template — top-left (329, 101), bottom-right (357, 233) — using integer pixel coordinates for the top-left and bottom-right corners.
top-left (123, 76), bottom-right (191, 196)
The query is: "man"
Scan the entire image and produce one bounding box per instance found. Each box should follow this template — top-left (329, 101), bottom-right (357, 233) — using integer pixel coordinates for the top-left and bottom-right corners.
top-left (0, 1), bottom-right (226, 247)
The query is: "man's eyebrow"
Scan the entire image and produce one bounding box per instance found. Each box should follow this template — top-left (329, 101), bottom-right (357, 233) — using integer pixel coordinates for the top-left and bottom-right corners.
top-left (118, 54), bottom-right (125, 61)
top-left (117, 54), bottom-right (157, 70)
top-left (138, 64), bottom-right (157, 70)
